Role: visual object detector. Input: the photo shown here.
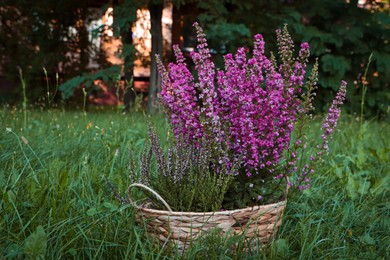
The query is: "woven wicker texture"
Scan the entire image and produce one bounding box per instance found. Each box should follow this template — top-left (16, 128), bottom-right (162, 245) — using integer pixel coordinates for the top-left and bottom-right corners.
top-left (128, 183), bottom-right (287, 252)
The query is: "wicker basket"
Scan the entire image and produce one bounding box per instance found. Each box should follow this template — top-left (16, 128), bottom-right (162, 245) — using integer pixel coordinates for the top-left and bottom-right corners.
top-left (128, 183), bottom-right (287, 253)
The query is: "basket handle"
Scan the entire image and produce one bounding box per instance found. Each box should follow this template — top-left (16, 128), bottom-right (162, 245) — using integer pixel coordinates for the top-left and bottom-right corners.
top-left (285, 176), bottom-right (290, 195)
top-left (127, 183), bottom-right (173, 213)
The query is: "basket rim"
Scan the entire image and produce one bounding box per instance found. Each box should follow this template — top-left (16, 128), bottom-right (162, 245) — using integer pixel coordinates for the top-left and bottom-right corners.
top-left (136, 199), bottom-right (287, 216)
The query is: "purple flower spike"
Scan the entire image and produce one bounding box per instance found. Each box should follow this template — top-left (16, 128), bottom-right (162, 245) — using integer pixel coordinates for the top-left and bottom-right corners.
top-left (156, 23), bottom-right (347, 192)
top-left (321, 80), bottom-right (347, 154)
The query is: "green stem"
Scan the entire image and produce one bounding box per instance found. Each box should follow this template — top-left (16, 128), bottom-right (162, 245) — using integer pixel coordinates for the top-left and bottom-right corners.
top-left (8, 129), bottom-right (41, 186)
top-left (52, 72), bottom-right (59, 104)
top-left (359, 53), bottom-right (373, 145)
top-left (43, 67), bottom-right (50, 110)
top-left (18, 68), bottom-right (27, 130)
top-left (115, 77), bottom-right (121, 113)
top-left (82, 87), bottom-right (87, 123)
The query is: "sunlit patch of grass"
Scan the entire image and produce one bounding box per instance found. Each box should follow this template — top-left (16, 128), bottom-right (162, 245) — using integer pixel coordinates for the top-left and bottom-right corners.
top-left (0, 109), bottom-right (388, 258)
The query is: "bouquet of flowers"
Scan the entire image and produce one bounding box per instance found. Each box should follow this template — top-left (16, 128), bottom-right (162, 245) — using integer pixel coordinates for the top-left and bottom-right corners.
top-left (123, 22), bottom-right (347, 253)
top-left (144, 22), bottom-right (348, 210)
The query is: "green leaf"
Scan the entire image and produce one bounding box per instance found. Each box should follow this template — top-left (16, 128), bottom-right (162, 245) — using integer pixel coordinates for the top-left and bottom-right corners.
top-left (358, 179), bottom-right (371, 196)
top-left (67, 248), bottom-right (77, 256)
top-left (5, 243), bottom-right (23, 257)
top-left (86, 207), bottom-right (98, 216)
top-left (346, 175), bottom-right (358, 200)
top-left (271, 239), bottom-right (289, 257)
top-left (24, 225), bottom-right (47, 258)
top-left (301, 26), bottom-right (343, 55)
top-left (288, 10), bottom-right (301, 22)
top-left (59, 171), bottom-right (69, 192)
top-left (59, 65), bottom-right (121, 99)
top-left (103, 202), bottom-right (117, 212)
top-left (360, 234), bottom-right (375, 245)
top-left (321, 54), bottom-right (351, 76)
top-left (335, 166), bottom-right (343, 179)
top-left (373, 51), bottom-right (390, 79)
top-left (344, 26), bottom-right (364, 42)
top-left (6, 190), bottom-right (16, 202)
top-left (58, 75), bottom-right (85, 100)
top-left (370, 176), bottom-right (390, 196)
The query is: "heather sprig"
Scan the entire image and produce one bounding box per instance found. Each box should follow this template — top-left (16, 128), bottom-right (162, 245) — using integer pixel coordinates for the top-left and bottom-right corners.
top-left (289, 81), bottom-right (348, 190)
top-left (190, 22), bottom-right (224, 148)
top-left (282, 59), bottom-right (319, 181)
top-left (133, 123), bottom-right (236, 212)
top-left (157, 23), bottom-right (347, 193)
top-left (320, 80), bottom-right (348, 154)
top-left (156, 52), bottom-right (203, 144)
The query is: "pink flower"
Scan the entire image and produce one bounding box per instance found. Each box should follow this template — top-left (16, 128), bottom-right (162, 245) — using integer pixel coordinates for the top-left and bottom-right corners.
top-left (156, 23), bottom-right (347, 190)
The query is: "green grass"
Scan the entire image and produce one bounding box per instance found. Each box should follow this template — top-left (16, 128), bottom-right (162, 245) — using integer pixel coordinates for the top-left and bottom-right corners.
top-left (0, 107), bottom-right (389, 259)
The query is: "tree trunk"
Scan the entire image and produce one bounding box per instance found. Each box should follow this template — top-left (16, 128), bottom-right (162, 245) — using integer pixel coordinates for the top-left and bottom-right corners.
top-left (147, 2), bottom-right (163, 114)
top-left (121, 24), bottom-right (136, 112)
top-left (113, 0), bottom-right (137, 111)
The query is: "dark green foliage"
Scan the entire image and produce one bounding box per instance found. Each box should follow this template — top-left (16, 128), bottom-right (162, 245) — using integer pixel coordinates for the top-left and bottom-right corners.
top-left (223, 172), bottom-right (287, 210)
top-left (59, 65), bottom-right (121, 99)
top-left (291, 0), bottom-right (389, 117)
top-left (196, 1), bottom-right (252, 53)
top-left (0, 0), bottom-right (100, 101)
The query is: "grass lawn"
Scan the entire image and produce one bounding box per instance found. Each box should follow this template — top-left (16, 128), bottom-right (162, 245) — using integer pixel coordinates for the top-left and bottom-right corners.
top-left (0, 108), bottom-right (389, 259)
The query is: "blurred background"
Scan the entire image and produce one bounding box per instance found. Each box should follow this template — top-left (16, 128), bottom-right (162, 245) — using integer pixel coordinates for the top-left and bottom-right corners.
top-left (0, 0), bottom-right (389, 117)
